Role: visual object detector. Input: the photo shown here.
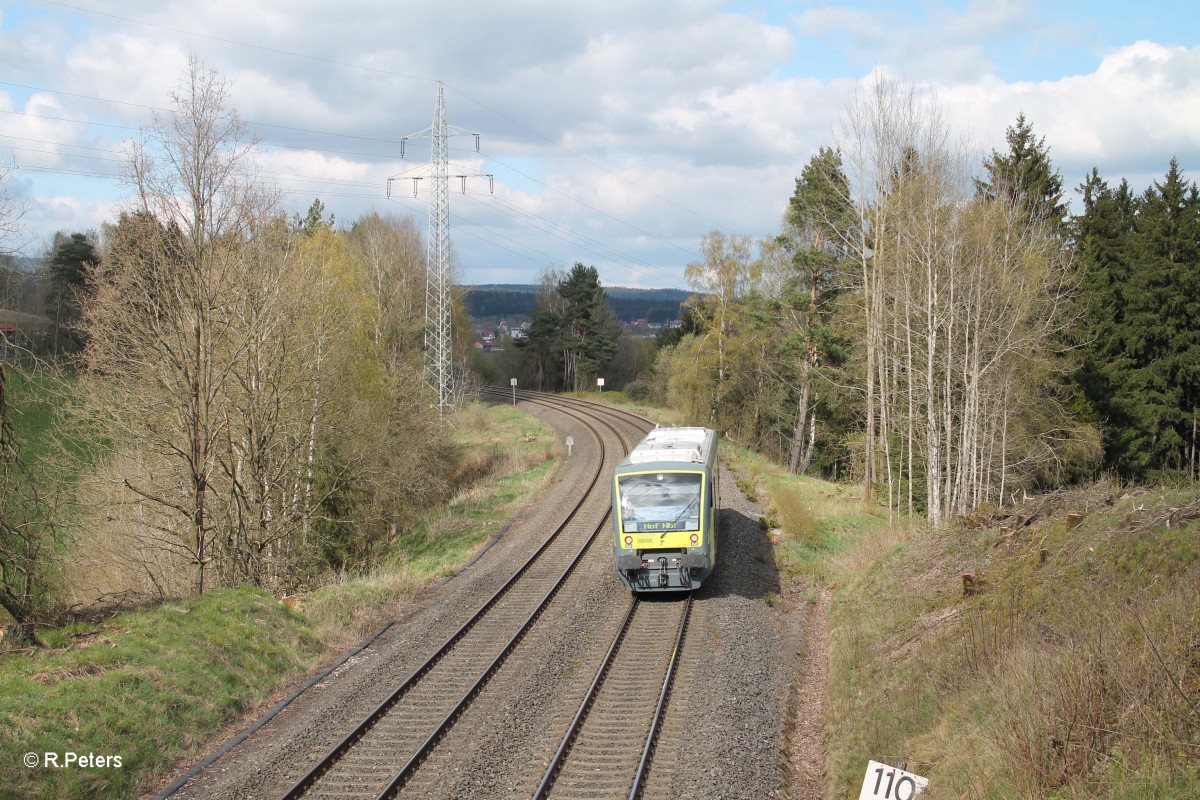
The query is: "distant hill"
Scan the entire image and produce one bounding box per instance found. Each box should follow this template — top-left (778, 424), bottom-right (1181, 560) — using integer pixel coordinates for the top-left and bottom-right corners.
top-left (2, 256), bottom-right (45, 273)
top-left (462, 284), bottom-right (693, 324)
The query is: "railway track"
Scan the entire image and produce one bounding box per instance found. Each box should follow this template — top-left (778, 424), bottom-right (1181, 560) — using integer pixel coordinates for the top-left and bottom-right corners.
top-left (164, 389), bottom-right (790, 800)
top-left (277, 393), bottom-right (650, 800)
top-left (531, 593), bottom-right (692, 800)
top-left (487, 390), bottom-right (697, 800)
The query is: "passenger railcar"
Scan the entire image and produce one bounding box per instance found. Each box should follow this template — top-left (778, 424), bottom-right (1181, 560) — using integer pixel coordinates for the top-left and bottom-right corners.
top-left (612, 427), bottom-right (719, 592)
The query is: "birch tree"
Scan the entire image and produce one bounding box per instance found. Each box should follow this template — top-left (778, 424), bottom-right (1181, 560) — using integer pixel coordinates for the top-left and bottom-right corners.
top-left (832, 78), bottom-right (1085, 523)
top-left (347, 212), bottom-right (426, 357)
top-left (684, 231), bottom-right (758, 424)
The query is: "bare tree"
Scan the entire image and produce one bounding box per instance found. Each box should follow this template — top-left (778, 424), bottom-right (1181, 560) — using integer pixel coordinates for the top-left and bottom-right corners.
top-left (0, 160), bottom-right (27, 258)
top-left (832, 77), bottom-right (1083, 524)
top-left (346, 212), bottom-right (426, 357)
top-left (685, 231), bottom-right (759, 425)
top-left (77, 56), bottom-right (275, 594)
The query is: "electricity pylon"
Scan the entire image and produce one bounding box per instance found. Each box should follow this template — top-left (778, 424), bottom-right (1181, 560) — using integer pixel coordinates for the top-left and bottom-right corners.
top-left (389, 82), bottom-right (492, 417)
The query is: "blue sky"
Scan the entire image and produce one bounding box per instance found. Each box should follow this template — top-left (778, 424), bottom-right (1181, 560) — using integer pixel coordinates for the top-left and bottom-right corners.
top-left (1, 1), bottom-right (1197, 288)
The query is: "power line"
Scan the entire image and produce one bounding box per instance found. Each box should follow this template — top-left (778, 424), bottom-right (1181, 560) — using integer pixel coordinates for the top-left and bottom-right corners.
top-left (11, 164), bottom-right (120, 180)
top-left (0, 80), bottom-right (407, 146)
top-left (3, 114), bottom-right (688, 286)
top-left (475, 195), bottom-right (687, 286)
top-left (447, 86), bottom-right (728, 232)
top-left (24, 2), bottom-right (724, 251)
top-left (480, 149), bottom-right (703, 263)
top-left (12, 5), bottom-right (727, 285)
top-left (0, 109), bottom-right (422, 161)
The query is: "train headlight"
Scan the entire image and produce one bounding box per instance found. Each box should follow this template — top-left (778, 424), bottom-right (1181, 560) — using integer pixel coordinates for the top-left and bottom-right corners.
top-left (624, 535), bottom-right (633, 548)
top-left (690, 533), bottom-right (699, 544)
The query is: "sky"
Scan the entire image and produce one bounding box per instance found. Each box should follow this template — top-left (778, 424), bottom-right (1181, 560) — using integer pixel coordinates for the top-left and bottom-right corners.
top-left (1, 0), bottom-right (1197, 288)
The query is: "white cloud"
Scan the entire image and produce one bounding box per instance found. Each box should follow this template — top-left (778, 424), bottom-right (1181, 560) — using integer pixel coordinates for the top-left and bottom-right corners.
top-left (20, 193), bottom-right (118, 249)
top-left (2, 2), bottom-right (1197, 281)
top-left (936, 41), bottom-right (1200, 192)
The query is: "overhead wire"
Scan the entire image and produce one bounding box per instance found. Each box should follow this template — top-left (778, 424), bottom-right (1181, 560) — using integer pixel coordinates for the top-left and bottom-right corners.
top-left (445, 86), bottom-right (728, 233)
top-left (386, 194), bottom-right (552, 270)
top-left (15, 1), bottom-right (724, 282)
top-left (2, 115), bottom-right (688, 279)
top-left (474, 194), bottom-right (687, 286)
top-left (36, 0), bottom-right (436, 86)
top-left (479, 149), bottom-right (702, 262)
top-left (0, 80), bottom-right (407, 145)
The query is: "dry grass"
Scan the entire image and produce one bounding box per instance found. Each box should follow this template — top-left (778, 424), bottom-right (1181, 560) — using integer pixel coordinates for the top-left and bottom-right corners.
top-left (64, 448), bottom-right (196, 604)
top-left (825, 483), bottom-right (1200, 800)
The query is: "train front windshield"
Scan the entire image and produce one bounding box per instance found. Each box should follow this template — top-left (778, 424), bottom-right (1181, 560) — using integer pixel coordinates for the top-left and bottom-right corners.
top-left (617, 472), bottom-right (702, 533)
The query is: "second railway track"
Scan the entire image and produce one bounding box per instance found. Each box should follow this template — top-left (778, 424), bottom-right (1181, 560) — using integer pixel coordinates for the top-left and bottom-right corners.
top-left (531, 593), bottom-right (693, 800)
top-left (277, 392), bottom-right (651, 800)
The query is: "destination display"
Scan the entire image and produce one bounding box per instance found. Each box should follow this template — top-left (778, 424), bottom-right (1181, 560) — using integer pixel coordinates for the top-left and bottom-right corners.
top-left (627, 519), bottom-right (699, 532)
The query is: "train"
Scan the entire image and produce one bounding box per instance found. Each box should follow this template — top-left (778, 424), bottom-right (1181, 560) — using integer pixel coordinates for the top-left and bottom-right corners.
top-left (612, 426), bottom-right (720, 592)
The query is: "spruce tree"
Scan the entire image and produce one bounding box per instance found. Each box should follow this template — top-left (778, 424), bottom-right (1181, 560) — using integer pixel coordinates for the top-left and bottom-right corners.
top-left (556, 263), bottom-right (619, 391)
top-left (1075, 161), bottom-right (1200, 477)
top-left (1122, 160), bottom-right (1200, 474)
top-left (976, 112), bottom-right (1067, 227)
top-left (46, 231), bottom-right (98, 353)
top-left (517, 263), bottom-right (618, 392)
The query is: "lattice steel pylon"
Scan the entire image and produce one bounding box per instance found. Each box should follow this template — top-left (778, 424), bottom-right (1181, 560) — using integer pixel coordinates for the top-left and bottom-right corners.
top-left (389, 82), bottom-right (491, 417)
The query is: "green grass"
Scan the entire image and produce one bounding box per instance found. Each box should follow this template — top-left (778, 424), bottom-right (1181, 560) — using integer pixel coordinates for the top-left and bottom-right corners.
top-left (294, 401), bottom-right (560, 641)
top-left (4, 367), bottom-right (58, 454)
top-left (0, 588), bottom-right (323, 800)
top-left (0, 399), bottom-right (562, 797)
top-left (720, 440), bottom-right (894, 586)
top-left (568, 389), bottom-right (690, 427)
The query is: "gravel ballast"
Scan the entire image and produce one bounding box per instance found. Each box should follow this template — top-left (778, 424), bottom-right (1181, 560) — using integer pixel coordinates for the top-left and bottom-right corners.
top-left (155, 404), bottom-right (806, 800)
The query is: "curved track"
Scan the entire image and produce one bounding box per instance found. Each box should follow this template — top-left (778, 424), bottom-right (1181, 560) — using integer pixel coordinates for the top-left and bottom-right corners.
top-left (492, 390), bottom-right (696, 800)
top-left (280, 393), bottom-right (651, 800)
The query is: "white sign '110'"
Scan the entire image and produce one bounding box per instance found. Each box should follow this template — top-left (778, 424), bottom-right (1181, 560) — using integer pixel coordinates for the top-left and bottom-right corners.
top-left (858, 760), bottom-right (929, 800)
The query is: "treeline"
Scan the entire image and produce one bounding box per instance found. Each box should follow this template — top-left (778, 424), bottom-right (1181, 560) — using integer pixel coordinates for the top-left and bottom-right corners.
top-left (632, 83), bottom-right (1198, 518)
top-left (0, 58), bottom-right (462, 638)
top-left (463, 284), bottom-right (689, 323)
top-left (1074, 163), bottom-right (1200, 478)
top-left (471, 264), bottom-right (652, 393)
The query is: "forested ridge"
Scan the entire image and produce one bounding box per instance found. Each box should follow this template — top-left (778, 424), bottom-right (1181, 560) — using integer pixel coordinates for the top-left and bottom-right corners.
top-left (462, 284), bottom-right (690, 323)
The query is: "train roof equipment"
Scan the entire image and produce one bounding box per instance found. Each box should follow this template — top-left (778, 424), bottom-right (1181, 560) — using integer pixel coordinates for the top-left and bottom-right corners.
top-left (622, 426), bottom-right (713, 466)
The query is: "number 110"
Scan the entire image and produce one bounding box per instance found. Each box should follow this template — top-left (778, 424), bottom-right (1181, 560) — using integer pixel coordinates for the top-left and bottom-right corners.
top-left (873, 767), bottom-right (918, 799)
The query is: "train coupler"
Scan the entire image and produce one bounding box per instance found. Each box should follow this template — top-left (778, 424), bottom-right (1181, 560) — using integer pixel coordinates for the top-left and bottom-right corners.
top-left (657, 557), bottom-right (670, 587)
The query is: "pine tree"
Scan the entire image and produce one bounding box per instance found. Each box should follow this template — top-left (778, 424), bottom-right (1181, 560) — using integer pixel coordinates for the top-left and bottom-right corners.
top-left (777, 147), bottom-right (854, 473)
